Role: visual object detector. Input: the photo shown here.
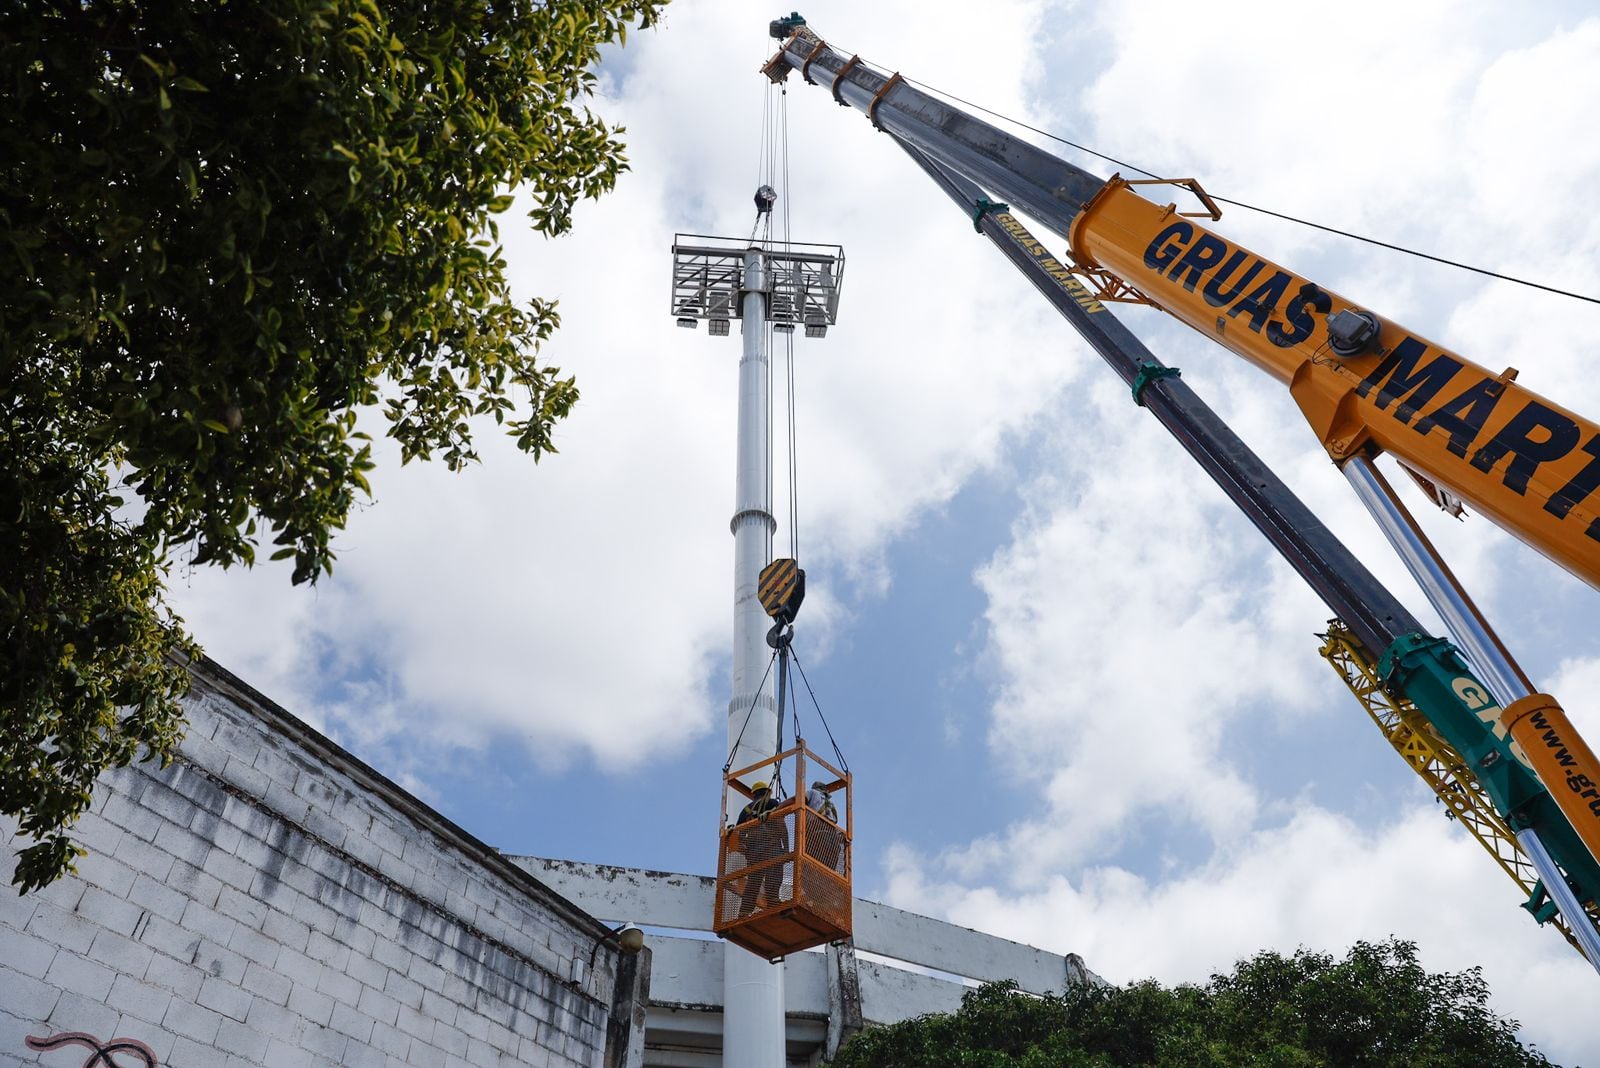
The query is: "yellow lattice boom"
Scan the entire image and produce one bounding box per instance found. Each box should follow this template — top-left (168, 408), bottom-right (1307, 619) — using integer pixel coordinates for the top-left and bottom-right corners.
top-left (1319, 620), bottom-right (1598, 953)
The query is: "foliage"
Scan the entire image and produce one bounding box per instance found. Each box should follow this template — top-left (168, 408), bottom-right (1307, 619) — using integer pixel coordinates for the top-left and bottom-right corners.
top-left (828, 939), bottom-right (1553, 1068)
top-left (1, 0), bottom-right (662, 890)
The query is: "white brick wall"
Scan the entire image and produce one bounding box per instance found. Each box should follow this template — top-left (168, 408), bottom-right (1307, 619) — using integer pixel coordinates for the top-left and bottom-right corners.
top-left (1, 660), bottom-right (646, 1067)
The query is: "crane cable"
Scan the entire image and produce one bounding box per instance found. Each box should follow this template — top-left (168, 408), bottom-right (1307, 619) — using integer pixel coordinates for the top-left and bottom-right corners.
top-left (757, 70), bottom-right (802, 563)
top-left (724, 649), bottom-right (781, 776)
top-left (722, 64), bottom-right (796, 789)
top-left (884, 72), bottom-right (1600, 309)
top-left (767, 76), bottom-right (843, 775)
top-left (780, 82), bottom-right (800, 564)
top-left (750, 70), bottom-right (847, 788)
top-left (791, 646), bottom-right (849, 774)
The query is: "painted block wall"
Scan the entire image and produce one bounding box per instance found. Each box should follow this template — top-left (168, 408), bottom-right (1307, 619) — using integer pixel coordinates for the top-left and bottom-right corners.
top-left (1, 661), bottom-right (645, 1068)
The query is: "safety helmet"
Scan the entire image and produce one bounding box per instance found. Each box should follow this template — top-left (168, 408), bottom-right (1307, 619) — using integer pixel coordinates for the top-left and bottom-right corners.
top-left (751, 780), bottom-right (769, 793)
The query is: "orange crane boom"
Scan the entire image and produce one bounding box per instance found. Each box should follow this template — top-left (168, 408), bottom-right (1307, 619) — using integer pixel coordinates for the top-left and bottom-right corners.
top-left (1071, 180), bottom-right (1600, 588)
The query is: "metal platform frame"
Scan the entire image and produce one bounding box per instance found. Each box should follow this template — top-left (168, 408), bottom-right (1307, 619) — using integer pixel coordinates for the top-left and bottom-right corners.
top-left (671, 235), bottom-right (844, 337)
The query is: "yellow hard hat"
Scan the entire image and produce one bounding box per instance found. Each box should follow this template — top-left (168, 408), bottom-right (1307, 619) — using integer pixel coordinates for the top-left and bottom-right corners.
top-left (751, 780), bottom-right (769, 793)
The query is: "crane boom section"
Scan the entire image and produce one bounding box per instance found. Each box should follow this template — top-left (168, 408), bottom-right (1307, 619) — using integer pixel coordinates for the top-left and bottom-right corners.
top-left (1072, 183), bottom-right (1600, 590)
top-left (765, 30), bottom-right (1600, 592)
top-left (899, 139), bottom-right (1600, 931)
top-left (766, 15), bottom-right (1600, 959)
top-left (895, 141), bottom-right (1419, 658)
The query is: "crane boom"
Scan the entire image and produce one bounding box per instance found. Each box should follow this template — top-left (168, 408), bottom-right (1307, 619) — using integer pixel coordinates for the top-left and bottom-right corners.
top-left (894, 138), bottom-right (1600, 958)
top-left (763, 17), bottom-right (1600, 961)
top-left (763, 28), bottom-right (1600, 591)
top-left (894, 142), bottom-right (1415, 658)
top-left (1076, 184), bottom-right (1600, 588)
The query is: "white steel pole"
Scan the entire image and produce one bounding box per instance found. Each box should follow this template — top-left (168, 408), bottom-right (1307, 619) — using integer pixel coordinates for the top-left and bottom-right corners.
top-left (724, 244), bottom-right (786, 1068)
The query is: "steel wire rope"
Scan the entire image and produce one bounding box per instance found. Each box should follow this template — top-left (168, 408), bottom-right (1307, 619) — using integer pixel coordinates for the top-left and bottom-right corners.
top-left (784, 328), bottom-right (799, 562)
top-left (789, 648), bottom-right (848, 774)
top-left (780, 83), bottom-right (801, 564)
top-left (751, 80), bottom-right (772, 243)
top-left (725, 75), bottom-right (786, 788)
top-left (874, 69), bottom-right (1600, 308)
top-left (772, 641), bottom-right (803, 800)
top-left (788, 648), bottom-right (804, 746)
top-left (756, 77), bottom-right (777, 536)
top-left (753, 80), bottom-right (768, 193)
top-left (767, 82), bottom-right (778, 536)
top-left (724, 648), bottom-right (782, 775)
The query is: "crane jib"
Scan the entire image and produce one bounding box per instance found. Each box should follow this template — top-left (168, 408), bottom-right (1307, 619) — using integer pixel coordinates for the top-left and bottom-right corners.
top-left (771, 23), bottom-right (1600, 589)
top-left (1144, 221), bottom-right (1600, 540)
top-left (1073, 203), bottom-right (1600, 583)
top-left (1146, 220), bottom-right (1600, 538)
top-left (774, 16), bottom-right (1600, 963)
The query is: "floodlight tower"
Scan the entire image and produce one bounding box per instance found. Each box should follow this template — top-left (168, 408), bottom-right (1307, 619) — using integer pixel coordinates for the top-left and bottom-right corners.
top-left (671, 204), bottom-right (844, 1067)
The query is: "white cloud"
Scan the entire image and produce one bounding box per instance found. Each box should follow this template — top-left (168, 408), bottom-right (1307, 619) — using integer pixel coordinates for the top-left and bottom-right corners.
top-left (167, 0), bottom-right (1088, 769)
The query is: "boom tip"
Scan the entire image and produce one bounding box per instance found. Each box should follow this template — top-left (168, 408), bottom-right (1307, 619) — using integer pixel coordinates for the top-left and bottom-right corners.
top-left (770, 12), bottom-right (806, 40)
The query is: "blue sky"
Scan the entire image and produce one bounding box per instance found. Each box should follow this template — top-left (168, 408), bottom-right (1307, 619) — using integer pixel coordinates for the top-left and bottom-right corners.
top-left (169, 2), bottom-right (1600, 1062)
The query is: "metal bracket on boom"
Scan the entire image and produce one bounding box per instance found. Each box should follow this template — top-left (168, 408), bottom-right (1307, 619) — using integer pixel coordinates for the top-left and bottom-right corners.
top-left (832, 56), bottom-right (862, 105)
top-left (971, 198), bottom-right (1009, 233)
top-left (868, 73), bottom-right (904, 130)
top-left (800, 39), bottom-right (827, 83)
top-left (1130, 363), bottom-right (1182, 407)
top-left (762, 26), bottom-right (822, 83)
top-left (1072, 266), bottom-right (1157, 307)
top-left (1122, 176), bottom-right (1223, 221)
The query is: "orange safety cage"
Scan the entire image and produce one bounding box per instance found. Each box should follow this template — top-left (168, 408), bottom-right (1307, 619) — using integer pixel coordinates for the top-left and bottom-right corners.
top-left (714, 741), bottom-right (852, 960)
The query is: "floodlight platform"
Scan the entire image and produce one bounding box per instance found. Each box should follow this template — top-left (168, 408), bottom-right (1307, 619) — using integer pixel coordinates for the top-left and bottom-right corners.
top-left (671, 234), bottom-right (844, 335)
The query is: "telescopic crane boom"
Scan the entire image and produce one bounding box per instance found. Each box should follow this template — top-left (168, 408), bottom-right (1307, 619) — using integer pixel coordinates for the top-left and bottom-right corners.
top-left (764, 16), bottom-right (1600, 964)
top-left (764, 22), bottom-right (1600, 591)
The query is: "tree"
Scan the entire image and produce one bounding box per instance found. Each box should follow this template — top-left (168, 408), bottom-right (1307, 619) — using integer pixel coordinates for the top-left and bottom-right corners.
top-left (1, 0), bottom-right (664, 892)
top-left (828, 939), bottom-right (1554, 1067)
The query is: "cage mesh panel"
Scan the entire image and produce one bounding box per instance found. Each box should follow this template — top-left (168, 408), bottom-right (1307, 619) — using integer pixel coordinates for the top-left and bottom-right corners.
top-left (799, 811), bottom-right (850, 928)
top-left (717, 808), bottom-right (798, 924)
top-left (799, 862), bottom-right (850, 928)
top-left (803, 811), bottom-right (845, 872)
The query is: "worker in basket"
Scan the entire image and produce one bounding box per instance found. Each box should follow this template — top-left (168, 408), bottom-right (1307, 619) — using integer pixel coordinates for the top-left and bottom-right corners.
top-left (736, 780), bottom-right (789, 916)
top-left (805, 780), bottom-right (842, 872)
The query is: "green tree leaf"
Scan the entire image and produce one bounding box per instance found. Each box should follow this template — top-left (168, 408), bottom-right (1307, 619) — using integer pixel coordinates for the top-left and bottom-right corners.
top-left (828, 940), bottom-right (1554, 1068)
top-left (1, 0), bottom-right (665, 891)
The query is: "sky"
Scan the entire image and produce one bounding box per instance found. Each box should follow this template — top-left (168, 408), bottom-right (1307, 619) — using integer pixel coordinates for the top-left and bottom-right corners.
top-left (167, 1), bottom-right (1600, 1062)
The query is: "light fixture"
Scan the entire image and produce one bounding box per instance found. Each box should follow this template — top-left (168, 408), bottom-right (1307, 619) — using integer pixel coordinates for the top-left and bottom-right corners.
top-left (709, 319), bottom-right (731, 337)
top-left (676, 317), bottom-right (698, 330)
top-left (773, 322), bottom-right (795, 334)
top-left (616, 925), bottom-right (645, 954)
top-left (804, 323), bottom-right (827, 338)
top-left (572, 922), bottom-right (646, 985)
